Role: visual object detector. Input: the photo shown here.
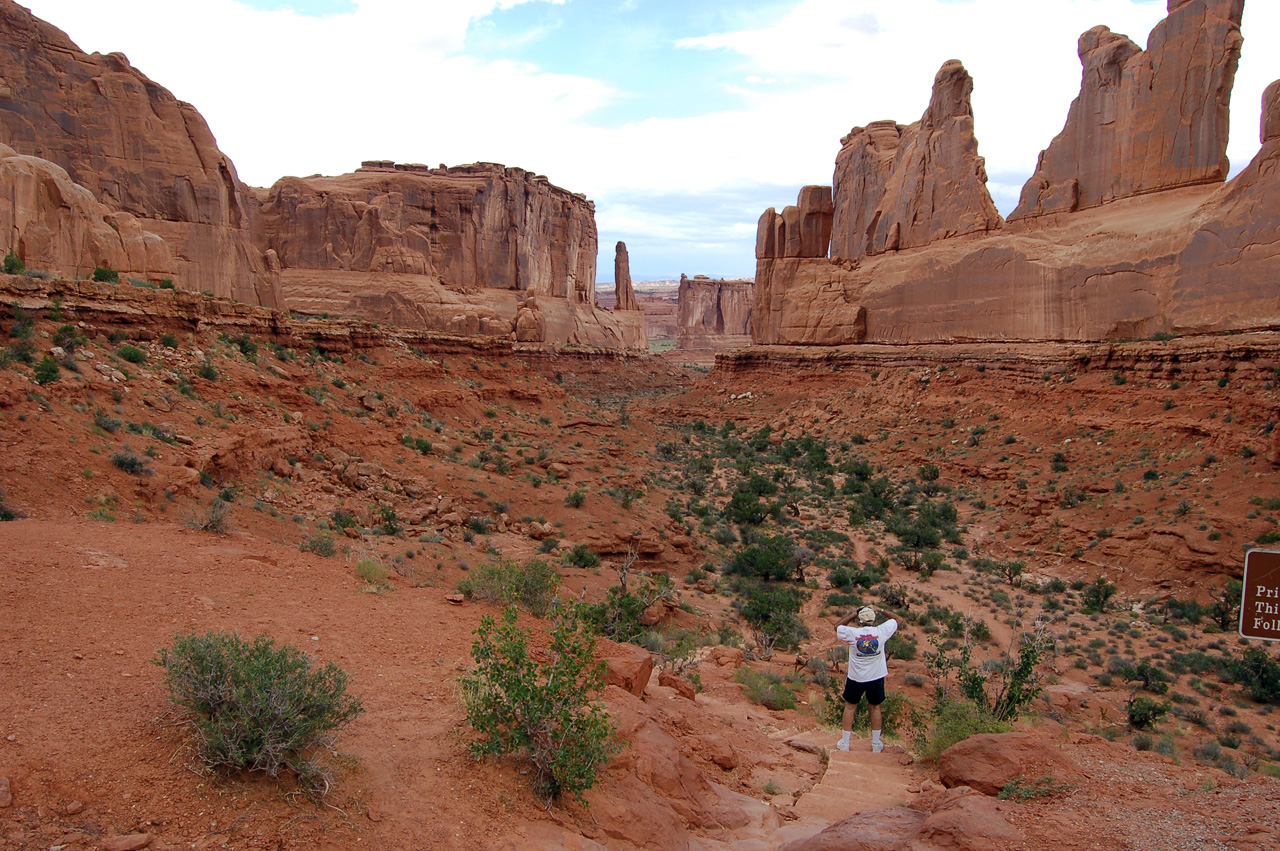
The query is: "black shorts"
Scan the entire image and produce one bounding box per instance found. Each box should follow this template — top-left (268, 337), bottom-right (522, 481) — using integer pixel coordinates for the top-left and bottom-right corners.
top-left (842, 676), bottom-right (886, 706)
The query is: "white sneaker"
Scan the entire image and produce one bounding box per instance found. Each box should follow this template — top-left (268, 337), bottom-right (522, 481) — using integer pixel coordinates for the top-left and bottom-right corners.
top-left (837, 739), bottom-right (850, 751)
top-left (871, 741), bottom-right (883, 753)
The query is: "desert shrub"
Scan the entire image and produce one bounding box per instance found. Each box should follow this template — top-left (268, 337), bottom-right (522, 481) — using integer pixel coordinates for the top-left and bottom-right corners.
top-left (91, 266), bottom-right (118, 283)
top-left (330, 508), bottom-right (357, 530)
top-left (581, 573), bottom-right (677, 645)
top-left (356, 558), bottom-right (388, 584)
top-left (377, 505), bottom-right (401, 536)
top-left (0, 487), bottom-right (20, 521)
top-left (155, 631), bottom-right (363, 793)
top-left (565, 488), bottom-right (586, 508)
top-left (1082, 575), bottom-right (1117, 614)
top-left (1126, 696), bottom-right (1171, 729)
top-left (111, 450), bottom-right (150, 475)
top-left (461, 604), bottom-right (619, 804)
top-left (187, 498), bottom-right (232, 535)
top-left (300, 532), bottom-right (336, 558)
top-left (998, 775), bottom-right (1075, 801)
top-left (736, 666), bottom-right (797, 711)
top-left (725, 488), bottom-right (769, 526)
top-left (1224, 647), bottom-right (1280, 704)
top-left (922, 698), bottom-right (1009, 763)
top-left (458, 557), bottom-right (561, 617)
top-left (196, 359), bottom-right (218, 381)
top-left (925, 628), bottom-right (1048, 723)
top-left (400, 433), bottom-right (432, 455)
top-left (739, 582), bottom-right (808, 654)
top-left (32, 355), bottom-right (59, 385)
top-left (115, 344), bottom-right (146, 364)
top-left (2, 251), bottom-right (24, 274)
top-left (561, 544), bottom-right (600, 569)
top-left (52, 324), bottom-right (86, 352)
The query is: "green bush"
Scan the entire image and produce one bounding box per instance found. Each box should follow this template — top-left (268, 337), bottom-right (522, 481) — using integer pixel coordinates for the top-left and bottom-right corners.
top-left (116, 344), bottom-right (147, 364)
top-left (3, 251), bottom-right (24, 274)
top-left (736, 666), bottom-right (797, 711)
top-left (92, 266), bottom-right (119, 283)
top-left (52, 324), bottom-right (86, 352)
top-left (187, 498), bottom-right (232, 535)
top-left (565, 488), bottom-right (586, 508)
top-left (458, 557), bottom-right (561, 617)
top-left (1082, 575), bottom-right (1116, 614)
top-left (726, 535), bottom-right (799, 582)
top-left (356, 558), bottom-right (388, 584)
top-left (1225, 647), bottom-right (1280, 704)
top-left (922, 698), bottom-right (1009, 763)
top-left (300, 532), bottom-right (336, 558)
top-left (155, 631), bottom-right (363, 793)
top-left (461, 605), bottom-right (619, 804)
top-left (111, 451), bottom-right (150, 476)
top-left (562, 544), bottom-right (600, 569)
top-left (32, 355), bottom-right (59, 385)
top-left (1126, 696), bottom-right (1171, 729)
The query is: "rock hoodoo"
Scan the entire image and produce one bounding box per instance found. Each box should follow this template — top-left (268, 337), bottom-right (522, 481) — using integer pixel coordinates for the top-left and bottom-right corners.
top-left (0, 0), bottom-right (279, 306)
top-left (614, 241), bottom-right (640, 311)
top-left (675, 274), bottom-right (754, 352)
top-left (1012, 0), bottom-right (1245, 220)
top-left (753, 0), bottom-right (1276, 346)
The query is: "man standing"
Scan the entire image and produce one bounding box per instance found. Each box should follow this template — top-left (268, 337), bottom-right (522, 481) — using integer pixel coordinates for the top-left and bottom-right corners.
top-left (835, 605), bottom-right (898, 753)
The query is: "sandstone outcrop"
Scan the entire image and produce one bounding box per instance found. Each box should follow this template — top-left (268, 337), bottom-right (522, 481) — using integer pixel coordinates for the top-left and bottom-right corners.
top-left (0, 145), bottom-right (173, 280)
top-left (675, 274), bottom-right (754, 352)
top-left (1012, 0), bottom-right (1244, 220)
top-left (753, 1), bottom-right (1276, 346)
top-left (831, 121), bottom-right (905, 262)
top-left (253, 162), bottom-right (646, 350)
top-left (614, 241), bottom-right (640, 311)
top-left (939, 733), bottom-right (1084, 796)
top-left (0, 0), bottom-right (278, 306)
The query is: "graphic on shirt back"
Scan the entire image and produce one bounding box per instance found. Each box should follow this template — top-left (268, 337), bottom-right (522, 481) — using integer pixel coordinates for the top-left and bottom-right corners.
top-left (854, 633), bottom-right (881, 657)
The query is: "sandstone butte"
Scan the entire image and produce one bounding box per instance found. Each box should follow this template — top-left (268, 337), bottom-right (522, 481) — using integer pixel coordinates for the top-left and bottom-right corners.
top-left (754, 0), bottom-right (1280, 347)
top-left (675, 274), bottom-right (755, 353)
top-left (0, 0), bottom-right (646, 351)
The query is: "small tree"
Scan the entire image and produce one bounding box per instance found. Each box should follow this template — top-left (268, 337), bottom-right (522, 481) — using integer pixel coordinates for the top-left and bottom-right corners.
top-left (1082, 575), bottom-right (1117, 614)
top-left (462, 604), bottom-right (620, 805)
top-left (3, 251), bottom-right (24, 274)
top-left (1208, 580), bottom-right (1242, 631)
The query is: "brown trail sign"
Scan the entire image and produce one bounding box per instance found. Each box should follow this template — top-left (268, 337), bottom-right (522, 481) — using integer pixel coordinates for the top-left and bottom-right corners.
top-left (1241, 550), bottom-right (1280, 641)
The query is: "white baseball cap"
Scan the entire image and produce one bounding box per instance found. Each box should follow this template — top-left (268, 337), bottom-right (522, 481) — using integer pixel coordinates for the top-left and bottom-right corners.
top-left (857, 606), bottom-right (875, 624)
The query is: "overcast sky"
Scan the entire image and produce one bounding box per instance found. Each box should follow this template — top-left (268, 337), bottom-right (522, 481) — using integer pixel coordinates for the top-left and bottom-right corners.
top-left (24, 0), bottom-right (1280, 281)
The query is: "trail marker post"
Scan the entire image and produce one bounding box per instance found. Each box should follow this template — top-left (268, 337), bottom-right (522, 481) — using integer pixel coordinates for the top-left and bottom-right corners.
top-left (1240, 549), bottom-right (1280, 641)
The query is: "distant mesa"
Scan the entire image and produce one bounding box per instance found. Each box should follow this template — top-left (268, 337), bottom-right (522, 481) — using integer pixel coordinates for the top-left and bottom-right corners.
top-left (676, 274), bottom-right (754, 353)
top-left (754, 0), bottom-right (1279, 346)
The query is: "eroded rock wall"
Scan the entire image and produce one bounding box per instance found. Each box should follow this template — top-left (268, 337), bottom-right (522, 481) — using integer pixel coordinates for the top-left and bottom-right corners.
top-left (676, 275), bottom-right (754, 352)
top-left (753, 1), bottom-right (1273, 346)
top-left (1012, 0), bottom-right (1245, 220)
top-left (0, 0), bottom-right (278, 306)
top-left (614, 241), bottom-right (640, 311)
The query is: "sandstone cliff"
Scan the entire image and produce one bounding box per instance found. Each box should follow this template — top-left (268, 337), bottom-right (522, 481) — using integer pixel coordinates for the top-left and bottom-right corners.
top-left (753, 1), bottom-right (1274, 346)
top-left (676, 274), bottom-right (754, 352)
top-left (252, 161), bottom-right (646, 350)
top-left (0, 0), bottom-right (279, 306)
top-left (1012, 0), bottom-right (1244, 220)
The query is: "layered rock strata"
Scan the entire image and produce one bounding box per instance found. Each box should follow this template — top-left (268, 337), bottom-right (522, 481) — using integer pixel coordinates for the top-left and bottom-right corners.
top-left (1012, 0), bottom-right (1245, 220)
top-left (0, 0), bottom-right (279, 306)
top-left (252, 162), bottom-right (646, 350)
top-left (753, 1), bottom-right (1275, 346)
top-left (676, 274), bottom-right (754, 352)
top-left (614, 241), bottom-right (640, 311)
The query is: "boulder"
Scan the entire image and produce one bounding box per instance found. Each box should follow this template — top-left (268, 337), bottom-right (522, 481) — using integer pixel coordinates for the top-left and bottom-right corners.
top-left (1012, 0), bottom-right (1245, 219)
top-left (657, 669), bottom-right (697, 700)
top-left (912, 787), bottom-right (1023, 849)
top-left (694, 733), bottom-right (738, 770)
top-left (600, 640), bottom-right (653, 696)
top-left (939, 732), bottom-right (1083, 796)
top-left (514, 296), bottom-right (546, 343)
top-left (778, 808), bottom-right (928, 850)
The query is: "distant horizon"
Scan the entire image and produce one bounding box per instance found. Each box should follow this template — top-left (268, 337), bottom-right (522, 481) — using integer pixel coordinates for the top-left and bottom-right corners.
top-left (26, 0), bottom-right (1280, 284)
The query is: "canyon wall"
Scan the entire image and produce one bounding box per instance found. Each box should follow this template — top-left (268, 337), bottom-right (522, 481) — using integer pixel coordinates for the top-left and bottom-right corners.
top-left (753, 0), bottom-right (1275, 346)
top-left (676, 274), bottom-right (754, 352)
top-left (0, 0), bottom-right (279, 306)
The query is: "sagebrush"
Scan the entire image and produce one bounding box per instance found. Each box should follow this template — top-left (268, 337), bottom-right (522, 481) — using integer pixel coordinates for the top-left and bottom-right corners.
top-left (156, 631), bottom-right (363, 794)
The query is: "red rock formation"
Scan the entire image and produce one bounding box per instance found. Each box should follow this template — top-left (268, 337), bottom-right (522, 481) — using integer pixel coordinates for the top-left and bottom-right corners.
top-left (676, 274), bottom-right (754, 352)
top-left (755, 185), bottom-right (833, 261)
top-left (753, 3), bottom-right (1274, 346)
top-left (253, 162), bottom-right (597, 303)
top-left (0, 145), bottom-right (173, 280)
top-left (1012, 0), bottom-right (1244, 220)
top-left (614, 241), bottom-right (640, 311)
top-left (939, 733), bottom-right (1084, 796)
top-left (831, 121), bottom-right (905, 262)
top-left (865, 60), bottom-right (1002, 255)
top-left (0, 0), bottom-right (278, 306)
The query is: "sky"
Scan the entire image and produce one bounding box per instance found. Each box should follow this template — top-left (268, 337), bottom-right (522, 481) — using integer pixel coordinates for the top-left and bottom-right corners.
top-left (24, 0), bottom-right (1280, 281)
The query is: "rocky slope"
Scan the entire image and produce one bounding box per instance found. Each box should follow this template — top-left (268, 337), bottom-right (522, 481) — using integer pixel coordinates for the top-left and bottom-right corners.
top-left (753, 0), bottom-right (1276, 346)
